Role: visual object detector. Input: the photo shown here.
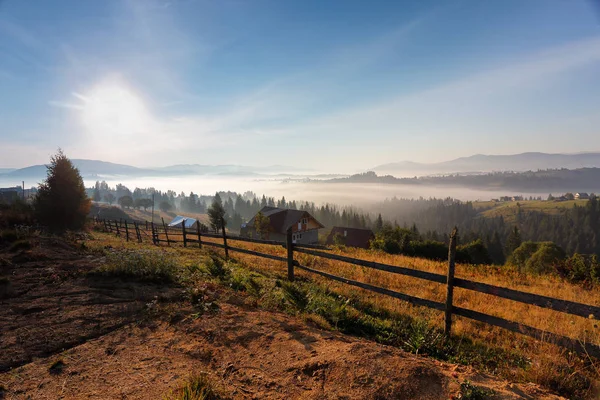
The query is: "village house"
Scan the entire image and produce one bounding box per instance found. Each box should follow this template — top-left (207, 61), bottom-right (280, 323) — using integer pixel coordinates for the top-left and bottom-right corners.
top-left (575, 193), bottom-right (589, 200)
top-left (326, 227), bottom-right (374, 249)
top-left (241, 206), bottom-right (324, 244)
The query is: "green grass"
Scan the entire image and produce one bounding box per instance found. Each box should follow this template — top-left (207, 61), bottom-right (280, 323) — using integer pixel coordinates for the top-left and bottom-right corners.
top-left (94, 249), bottom-right (178, 282)
top-left (458, 381), bottom-right (496, 399)
top-left (475, 199), bottom-right (588, 222)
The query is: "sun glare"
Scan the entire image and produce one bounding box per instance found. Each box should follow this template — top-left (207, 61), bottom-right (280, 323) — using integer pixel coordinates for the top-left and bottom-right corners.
top-left (79, 84), bottom-right (152, 141)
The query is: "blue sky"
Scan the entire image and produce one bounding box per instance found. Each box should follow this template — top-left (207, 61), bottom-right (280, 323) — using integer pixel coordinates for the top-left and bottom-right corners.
top-left (1, 0), bottom-right (600, 171)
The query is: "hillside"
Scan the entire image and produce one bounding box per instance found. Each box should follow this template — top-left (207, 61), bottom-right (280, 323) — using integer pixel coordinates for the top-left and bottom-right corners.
top-left (0, 229), bottom-right (569, 399)
top-left (328, 169), bottom-right (600, 193)
top-left (374, 152), bottom-right (600, 175)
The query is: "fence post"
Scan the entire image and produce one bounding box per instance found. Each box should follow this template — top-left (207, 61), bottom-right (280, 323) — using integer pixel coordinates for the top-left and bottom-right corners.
top-left (182, 220), bottom-right (187, 247)
top-left (134, 221), bottom-right (141, 243)
top-left (196, 222), bottom-right (202, 249)
top-left (445, 227), bottom-right (458, 338)
top-left (145, 221), bottom-right (148, 230)
top-left (103, 219), bottom-right (108, 231)
top-left (221, 217), bottom-right (229, 260)
top-left (286, 227), bottom-right (294, 281)
top-left (124, 221), bottom-right (130, 242)
top-left (151, 222), bottom-right (157, 245)
top-left (162, 217), bottom-right (170, 246)
top-left (115, 220), bottom-right (121, 236)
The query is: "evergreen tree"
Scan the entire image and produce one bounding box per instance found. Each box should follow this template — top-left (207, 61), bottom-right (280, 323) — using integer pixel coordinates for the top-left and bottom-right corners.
top-left (34, 150), bottom-right (91, 232)
top-left (505, 226), bottom-right (522, 257)
top-left (208, 192), bottom-right (227, 232)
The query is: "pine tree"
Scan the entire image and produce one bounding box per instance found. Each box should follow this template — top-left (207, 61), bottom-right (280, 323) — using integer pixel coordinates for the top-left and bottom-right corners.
top-left (208, 192), bottom-right (227, 232)
top-left (34, 149), bottom-right (91, 232)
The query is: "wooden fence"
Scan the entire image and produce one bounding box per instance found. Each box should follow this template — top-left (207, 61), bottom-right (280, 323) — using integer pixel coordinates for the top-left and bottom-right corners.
top-left (97, 217), bottom-right (600, 358)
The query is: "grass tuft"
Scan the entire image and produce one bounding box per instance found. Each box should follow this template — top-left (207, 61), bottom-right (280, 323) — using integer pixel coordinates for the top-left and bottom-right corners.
top-left (95, 249), bottom-right (178, 282)
top-left (49, 359), bottom-right (65, 375)
top-left (164, 372), bottom-right (223, 400)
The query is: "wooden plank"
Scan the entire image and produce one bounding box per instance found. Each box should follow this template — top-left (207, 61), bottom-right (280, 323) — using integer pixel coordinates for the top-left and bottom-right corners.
top-left (454, 278), bottom-right (600, 320)
top-left (294, 247), bottom-right (447, 284)
top-left (228, 245), bottom-right (288, 262)
top-left (162, 217), bottom-right (170, 246)
top-left (295, 262), bottom-right (446, 312)
top-left (453, 306), bottom-right (600, 358)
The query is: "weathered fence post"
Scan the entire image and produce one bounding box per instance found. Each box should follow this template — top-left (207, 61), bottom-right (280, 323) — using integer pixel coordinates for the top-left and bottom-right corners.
top-left (162, 217), bottom-right (170, 246)
top-left (124, 221), bottom-right (130, 242)
top-left (151, 222), bottom-right (157, 245)
top-left (103, 219), bottom-right (108, 231)
top-left (445, 227), bottom-right (458, 338)
top-left (115, 220), bottom-right (121, 236)
top-left (145, 221), bottom-right (148, 230)
top-left (134, 221), bottom-right (141, 243)
top-left (196, 222), bottom-right (202, 249)
top-left (182, 220), bottom-right (187, 247)
top-left (221, 217), bottom-right (229, 259)
top-left (286, 227), bottom-right (294, 281)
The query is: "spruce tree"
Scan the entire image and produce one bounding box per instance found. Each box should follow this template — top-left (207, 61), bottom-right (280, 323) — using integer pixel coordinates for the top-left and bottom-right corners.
top-left (34, 149), bottom-right (91, 232)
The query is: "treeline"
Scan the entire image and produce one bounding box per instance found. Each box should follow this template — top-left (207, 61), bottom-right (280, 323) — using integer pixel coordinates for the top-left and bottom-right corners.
top-left (330, 169), bottom-right (600, 192)
top-left (88, 182), bottom-right (374, 232)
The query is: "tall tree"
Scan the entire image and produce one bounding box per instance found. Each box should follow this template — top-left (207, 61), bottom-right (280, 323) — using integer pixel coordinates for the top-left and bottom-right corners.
top-left (208, 192), bottom-right (227, 232)
top-left (34, 149), bottom-right (91, 232)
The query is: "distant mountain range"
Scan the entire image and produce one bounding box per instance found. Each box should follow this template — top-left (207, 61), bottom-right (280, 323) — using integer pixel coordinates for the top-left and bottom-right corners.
top-left (372, 152), bottom-right (600, 176)
top-left (0, 159), bottom-right (314, 182)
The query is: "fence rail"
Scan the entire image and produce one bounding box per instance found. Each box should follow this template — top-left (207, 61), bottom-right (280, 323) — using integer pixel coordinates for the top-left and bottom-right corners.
top-left (96, 217), bottom-right (600, 358)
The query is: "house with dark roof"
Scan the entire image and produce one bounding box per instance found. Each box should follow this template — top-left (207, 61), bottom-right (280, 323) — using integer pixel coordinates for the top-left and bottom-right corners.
top-left (575, 192), bottom-right (589, 200)
top-left (240, 206), bottom-right (324, 244)
top-left (326, 227), bottom-right (374, 249)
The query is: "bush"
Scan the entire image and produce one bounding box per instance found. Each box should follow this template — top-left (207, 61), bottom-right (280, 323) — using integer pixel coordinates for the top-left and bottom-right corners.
top-left (97, 249), bottom-right (178, 282)
top-left (557, 254), bottom-right (600, 284)
top-left (410, 240), bottom-right (448, 261)
top-left (457, 239), bottom-right (491, 265)
top-left (525, 242), bottom-right (566, 274)
top-left (509, 241), bottom-right (540, 269)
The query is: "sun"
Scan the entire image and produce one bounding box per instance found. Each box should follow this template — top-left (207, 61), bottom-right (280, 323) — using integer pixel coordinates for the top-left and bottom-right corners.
top-left (77, 82), bottom-right (153, 142)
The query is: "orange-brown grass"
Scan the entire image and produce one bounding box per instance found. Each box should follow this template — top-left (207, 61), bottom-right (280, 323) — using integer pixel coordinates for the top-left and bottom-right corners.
top-left (86, 228), bottom-right (600, 396)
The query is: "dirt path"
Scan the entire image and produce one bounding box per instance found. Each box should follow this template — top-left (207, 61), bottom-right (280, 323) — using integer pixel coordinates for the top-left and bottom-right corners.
top-left (0, 239), bottom-right (565, 399)
top-left (0, 239), bottom-right (181, 372)
top-left (1, 294), bottom-right (563, 399)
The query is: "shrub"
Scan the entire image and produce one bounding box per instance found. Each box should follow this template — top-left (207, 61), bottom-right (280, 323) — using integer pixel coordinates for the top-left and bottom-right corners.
top-left (525, 242), bottom-right (566, 274)
top-left (509, 241), bottom-right (540, 269)
top-left (97, 249), bottom-right (178, 282)
top-left (457, 239), bottom-right (491, 265)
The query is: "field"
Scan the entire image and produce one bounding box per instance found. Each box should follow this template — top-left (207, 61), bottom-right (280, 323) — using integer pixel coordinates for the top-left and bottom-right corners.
top-left (474, 199), bottom-right (588, 222)
top-left (1, 224), bottom-right (599, 398)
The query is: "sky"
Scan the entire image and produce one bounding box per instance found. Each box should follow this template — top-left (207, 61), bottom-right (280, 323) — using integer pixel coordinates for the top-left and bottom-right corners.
top-left (1, 0), bottom-right (600, 172)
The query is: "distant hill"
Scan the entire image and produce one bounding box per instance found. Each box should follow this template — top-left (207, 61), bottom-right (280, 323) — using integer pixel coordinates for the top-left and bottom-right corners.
top-left (327, 169), bottom-right (600, 193)
top-left (0, 159), bottom-right (312, 181)
top-left (1, 159), bottom-right (154, 180)
top-left (373, 152), bottom-right (600, 176)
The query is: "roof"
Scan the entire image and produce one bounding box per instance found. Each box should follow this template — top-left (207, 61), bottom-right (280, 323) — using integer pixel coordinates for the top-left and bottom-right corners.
top-left (326, 227), bottom-right (375, 248)
top-left (247, 206), bottom-right (324, 233)
top-left (168, 215), bottom-right (198, 228)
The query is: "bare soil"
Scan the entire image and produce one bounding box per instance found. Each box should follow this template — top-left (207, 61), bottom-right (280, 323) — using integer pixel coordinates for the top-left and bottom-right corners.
top-left (0, 239), bottom-right (564, 399)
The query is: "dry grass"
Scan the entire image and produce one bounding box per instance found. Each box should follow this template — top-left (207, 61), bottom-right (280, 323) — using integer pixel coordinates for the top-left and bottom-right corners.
top-left (86, 228), bottom-right (600, 397)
